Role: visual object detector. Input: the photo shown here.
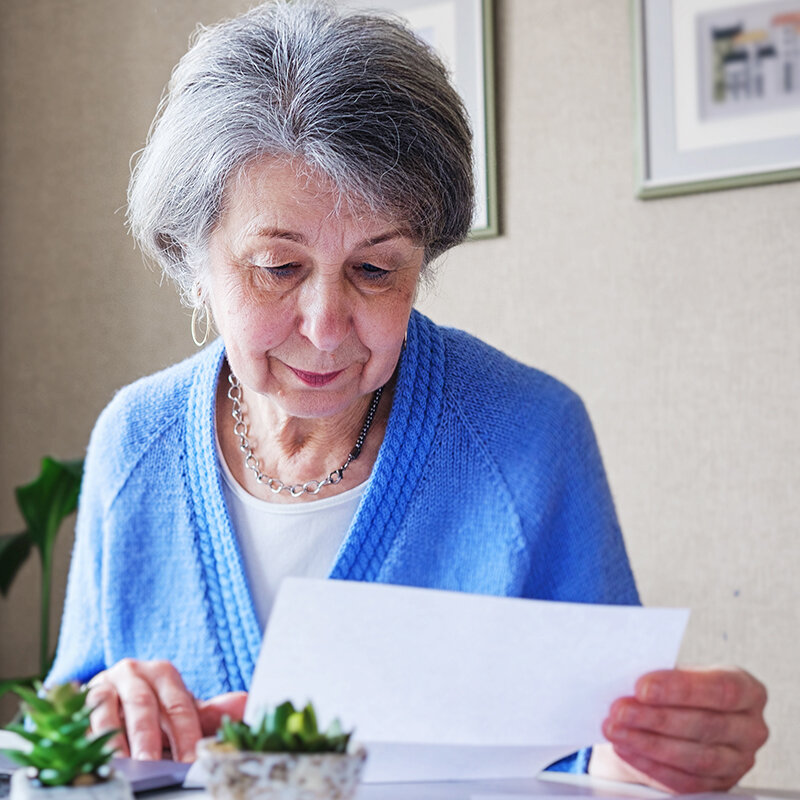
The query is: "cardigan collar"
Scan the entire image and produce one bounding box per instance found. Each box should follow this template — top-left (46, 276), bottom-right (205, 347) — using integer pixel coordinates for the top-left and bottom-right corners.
top-left (184, 309), bottom-right (446, 690)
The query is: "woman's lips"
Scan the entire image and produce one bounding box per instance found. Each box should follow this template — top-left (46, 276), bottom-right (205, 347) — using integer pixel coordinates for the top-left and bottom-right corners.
top-left (287, 366), bottom-right (346, 387)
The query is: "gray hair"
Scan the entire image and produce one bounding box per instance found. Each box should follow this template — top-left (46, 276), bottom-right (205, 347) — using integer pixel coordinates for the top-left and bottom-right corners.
top-left (127, 0), bottom-right (474, 305)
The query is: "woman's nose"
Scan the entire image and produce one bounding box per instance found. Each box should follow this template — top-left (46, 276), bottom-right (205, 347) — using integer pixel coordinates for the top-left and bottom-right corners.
top-left (297, 276), bottom-right (352, 353)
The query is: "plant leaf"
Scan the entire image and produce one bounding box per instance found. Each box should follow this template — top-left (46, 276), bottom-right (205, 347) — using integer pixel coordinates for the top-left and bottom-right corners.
top-left (286, 711), bottom-right (305, 737)
top-left (87, 729), bottom-right (118, 751)
top-left (302, 703), bottom-right (318, 737)
top-left (214, 701), bottom-right (352, 754)
top-left (0, 676), bottom-right (40, 694)
top-left (273, 701), bottom-right (294, 734)
top-left (57, 718), bottom-right (90, 740)
top-left (14, 457), bottom-right (83, 560)
top-left (63, 687), bottom-right (90, 716)
top-left (38, 765), bottom-right (79, 787)
top-left (5, 724), bottom-right (45, 747)
top-left (75, 733), bottom-right (116, 767)
top-left (0, 532), bottom-right (33, 596)
top-left (11, 684), bottom-right (51, 714)
top-left (220, 717), bottom-right (242, 750)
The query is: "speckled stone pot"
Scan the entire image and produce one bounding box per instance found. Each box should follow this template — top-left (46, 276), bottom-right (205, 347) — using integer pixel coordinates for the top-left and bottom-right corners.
top-left (9, 770), bottom-right (133, 800)
top-left (196, 738), bottom-right (367, 800)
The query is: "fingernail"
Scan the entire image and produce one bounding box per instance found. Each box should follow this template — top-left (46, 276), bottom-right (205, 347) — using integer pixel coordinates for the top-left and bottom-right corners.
top-left (181, 753), bottom-right (196, 764)
top-left (606, 722), bottom-right (627, 741)
top-left (616, 705), bottom-right (634, 725)
top-left (642, 679), bottom-right (664, 703)
top-left (134, 750), bottom-right (159, 761)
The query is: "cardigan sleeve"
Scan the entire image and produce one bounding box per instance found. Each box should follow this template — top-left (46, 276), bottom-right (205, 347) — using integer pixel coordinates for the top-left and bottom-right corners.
top-left (521, 392), bottom-right (640, 606)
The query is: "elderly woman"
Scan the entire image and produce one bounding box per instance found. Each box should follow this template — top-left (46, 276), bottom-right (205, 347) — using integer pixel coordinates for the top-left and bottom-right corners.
top-left (47, 0), bottom-right (768, 792)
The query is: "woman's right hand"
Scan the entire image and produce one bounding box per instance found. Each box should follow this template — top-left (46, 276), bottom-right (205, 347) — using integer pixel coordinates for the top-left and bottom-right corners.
top-left (86, 659), bottom-right (246, 762)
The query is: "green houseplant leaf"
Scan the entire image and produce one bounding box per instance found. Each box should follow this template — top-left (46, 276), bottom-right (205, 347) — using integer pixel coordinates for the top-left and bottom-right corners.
top-left (1, 457), bottom-right (84, 681)
top-left (14, 458), bottom-right (83, 558)
top-left (0, 533), bottom-right (33, 595)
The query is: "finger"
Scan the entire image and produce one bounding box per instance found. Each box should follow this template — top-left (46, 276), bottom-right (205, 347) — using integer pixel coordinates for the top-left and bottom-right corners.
top-left (608, 697), bottom-right (769, 750)
top-left (635, 667), bottom-right (768, 713)
top-left (197, 692), bottom-right (248, 736)
top-left (603, 721), bottom-right (749, 781)
top-left (612, 744), bottom-right (737, 794)
top-left (145, 662), bottom-right (202, 763)
top-left (113, 661), bottom-right (164, 761)
top-left (87, 679), bottom-right (129, 758)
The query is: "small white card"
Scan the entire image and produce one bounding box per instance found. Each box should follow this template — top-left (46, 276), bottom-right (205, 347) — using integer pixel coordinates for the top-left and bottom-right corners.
top-left (243, 579), bottom-right (688, 782)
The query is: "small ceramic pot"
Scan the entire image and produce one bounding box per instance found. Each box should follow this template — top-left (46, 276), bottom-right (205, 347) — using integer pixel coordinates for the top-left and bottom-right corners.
top-left (196, 738), bottom-right (367, 800)
top-left (9, 770), bottom-right (133, 800)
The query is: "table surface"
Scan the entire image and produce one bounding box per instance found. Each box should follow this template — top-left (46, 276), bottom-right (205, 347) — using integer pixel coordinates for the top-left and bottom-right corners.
top-left (155, 772), bottom-right (800, 800)
top-left (3, 731), bottom-right (797, 800)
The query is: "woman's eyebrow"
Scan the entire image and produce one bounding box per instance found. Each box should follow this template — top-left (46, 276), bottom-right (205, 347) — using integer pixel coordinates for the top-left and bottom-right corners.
top-left (246, 225), bottom-right (308, 244)
top-left (357, 231), bottom-right (406, 248)
top-left (244, 227), bottom-right (407, 249)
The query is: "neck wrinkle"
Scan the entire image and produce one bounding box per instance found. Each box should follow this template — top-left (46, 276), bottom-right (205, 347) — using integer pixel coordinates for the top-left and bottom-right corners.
top-left (243, 386), bottom-right (375, 475)
top-left (221, 359), bottom-right (393, 491)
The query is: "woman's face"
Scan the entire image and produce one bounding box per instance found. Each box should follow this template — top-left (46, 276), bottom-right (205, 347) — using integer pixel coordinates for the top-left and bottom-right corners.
top-left (205, 157), bottom-right (425, 419)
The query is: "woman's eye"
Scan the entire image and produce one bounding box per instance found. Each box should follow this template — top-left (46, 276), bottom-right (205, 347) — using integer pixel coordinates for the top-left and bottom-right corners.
top-left (256, 262), bottom-right (300, 277)
top-left (355, 262), bottom-right (390, 280)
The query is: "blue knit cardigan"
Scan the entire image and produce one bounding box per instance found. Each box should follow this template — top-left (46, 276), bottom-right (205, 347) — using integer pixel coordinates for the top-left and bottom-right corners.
top-left (48, 310), bottom-right (638, 771)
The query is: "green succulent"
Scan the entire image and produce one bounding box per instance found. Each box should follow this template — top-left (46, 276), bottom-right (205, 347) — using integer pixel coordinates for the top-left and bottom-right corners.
top-left (2, 682), bottom-right (117, 787)
top-left (217, 701), bottom-right (352, 754)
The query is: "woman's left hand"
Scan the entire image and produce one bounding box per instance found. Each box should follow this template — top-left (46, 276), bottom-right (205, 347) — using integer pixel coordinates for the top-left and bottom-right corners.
top-left (599, 667), bottom-right (768, 793)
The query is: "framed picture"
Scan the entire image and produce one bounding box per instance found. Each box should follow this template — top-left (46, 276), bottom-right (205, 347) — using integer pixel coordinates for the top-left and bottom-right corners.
top-left (341, 0), bottom-right (498, 237)
top-left (633, 0), bottom-right (800, 198)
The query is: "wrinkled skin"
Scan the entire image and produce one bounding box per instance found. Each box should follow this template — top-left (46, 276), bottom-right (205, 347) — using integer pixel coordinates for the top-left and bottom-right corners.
top-left (87, 659), bottom-right (246, 762)
top-left (592, 666), bottom-right (768, 792)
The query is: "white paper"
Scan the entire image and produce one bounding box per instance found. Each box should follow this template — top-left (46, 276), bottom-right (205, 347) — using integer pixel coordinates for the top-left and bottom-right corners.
top-left (472, 796), bottom-right (581, 800)
top-left (536, 770), bottom-right (671, 797)
top-left (472, 795), bottom-right (658, 800)
top-left (473, 795), bottom-right (779, 800)
top-left (471, 796), bottom-right (584, 800)
top-left (360, 744), bottom-right (574, 784)
top-left (245, 578), bottom-right (688, 782)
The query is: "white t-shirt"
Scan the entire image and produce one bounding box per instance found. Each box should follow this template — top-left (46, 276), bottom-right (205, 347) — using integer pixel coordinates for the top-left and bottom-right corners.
top-left (216, 434), bottom-right (367, 630)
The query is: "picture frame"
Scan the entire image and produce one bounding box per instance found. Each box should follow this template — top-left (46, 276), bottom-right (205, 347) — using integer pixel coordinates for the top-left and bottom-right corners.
top-left (341, 0), bottom-right (498, 237)
top-left (633, 0), bottom-right (800, 198)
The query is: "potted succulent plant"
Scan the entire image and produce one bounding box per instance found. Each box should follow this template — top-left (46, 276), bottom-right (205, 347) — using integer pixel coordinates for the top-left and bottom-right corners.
top-left (197, 701), bottom-right (366, 800)
top-left (2, 682), bottom-right (130, 800)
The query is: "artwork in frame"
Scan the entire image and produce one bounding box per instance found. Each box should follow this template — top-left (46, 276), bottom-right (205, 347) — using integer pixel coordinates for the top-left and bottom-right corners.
top-left (341, 0), bottom-right (498, 237)
top-left (633, 0), bottom-right (800, 198)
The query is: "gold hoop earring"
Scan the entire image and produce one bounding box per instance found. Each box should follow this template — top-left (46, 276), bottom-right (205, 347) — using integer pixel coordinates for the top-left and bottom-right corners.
top-left (191, 305), bottom-right (212, 347)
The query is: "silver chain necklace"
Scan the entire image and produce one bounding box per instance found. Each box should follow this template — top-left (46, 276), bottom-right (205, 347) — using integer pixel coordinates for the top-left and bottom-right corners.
top-left (227, 371), bottom-right (383, 498)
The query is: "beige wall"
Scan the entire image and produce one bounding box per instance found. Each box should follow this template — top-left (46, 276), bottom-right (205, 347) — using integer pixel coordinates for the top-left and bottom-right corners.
top-left (1, 0), bottom-right (797, 789)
